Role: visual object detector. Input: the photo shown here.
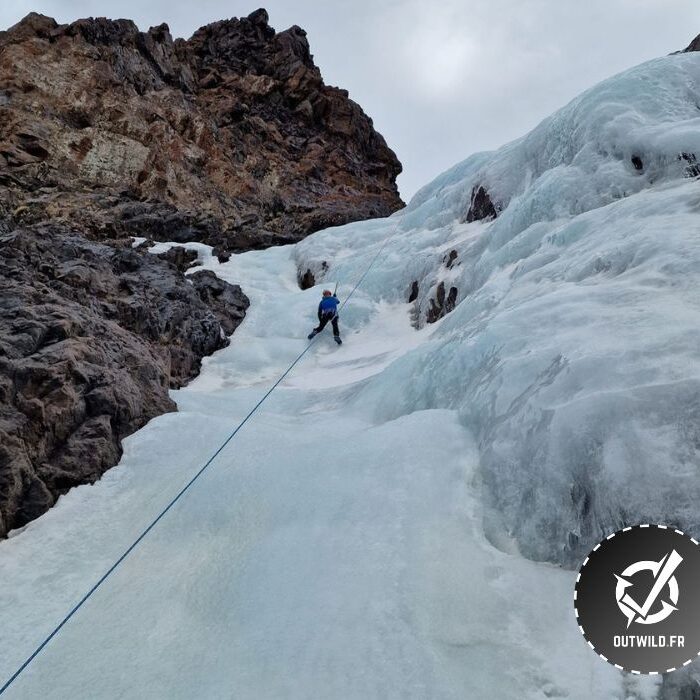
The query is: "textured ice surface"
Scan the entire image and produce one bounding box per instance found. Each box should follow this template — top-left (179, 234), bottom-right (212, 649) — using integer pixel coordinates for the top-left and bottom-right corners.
top-left (0, 244), bottom-right (657, 699)
top-left (295, 52), bottom-right (700, 567)
top-left (2, 51), bottom-right (699, 699)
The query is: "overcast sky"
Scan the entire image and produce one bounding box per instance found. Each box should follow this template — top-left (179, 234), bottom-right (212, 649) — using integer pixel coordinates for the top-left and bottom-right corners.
top-left (2, 1), bottom-right (700, 199)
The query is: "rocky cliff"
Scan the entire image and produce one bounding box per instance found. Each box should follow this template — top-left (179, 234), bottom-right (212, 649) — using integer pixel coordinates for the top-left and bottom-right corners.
top-left (0, 9), bottom-right (403, 257)
top-left (0, 9), bottom-right (403, 536)
top-left (0, 223), bottom-right (249, 536)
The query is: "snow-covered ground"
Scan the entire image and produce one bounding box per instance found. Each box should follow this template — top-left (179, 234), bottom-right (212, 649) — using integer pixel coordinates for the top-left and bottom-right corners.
top-left (3, 50), bottom-right (700, 699)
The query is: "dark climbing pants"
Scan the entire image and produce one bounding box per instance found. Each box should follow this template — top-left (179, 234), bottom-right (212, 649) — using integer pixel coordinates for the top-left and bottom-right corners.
top-left (315, 312), bottom-right (340, 337)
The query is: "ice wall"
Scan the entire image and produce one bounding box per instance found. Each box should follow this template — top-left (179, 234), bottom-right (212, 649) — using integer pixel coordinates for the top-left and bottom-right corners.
top-left (295, 52), bottom-right (700, 566)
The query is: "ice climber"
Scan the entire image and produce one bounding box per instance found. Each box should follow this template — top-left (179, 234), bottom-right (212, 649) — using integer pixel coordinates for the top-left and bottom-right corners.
top-left (308, 289), bottom-right (342, 345)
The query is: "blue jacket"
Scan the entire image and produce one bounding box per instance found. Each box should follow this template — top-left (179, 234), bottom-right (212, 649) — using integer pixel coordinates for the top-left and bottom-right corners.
top-left (318, 295), bottom-right (340, 316)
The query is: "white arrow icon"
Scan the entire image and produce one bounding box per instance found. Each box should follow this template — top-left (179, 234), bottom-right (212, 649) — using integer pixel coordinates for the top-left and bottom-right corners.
top-left (615, 550), bottom-right (682, 627)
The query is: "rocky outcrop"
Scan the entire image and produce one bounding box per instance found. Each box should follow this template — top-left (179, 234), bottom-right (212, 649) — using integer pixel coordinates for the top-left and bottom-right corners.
top-left (297, 260), bottom-right (328, 290)
top-left (189, 270), bottom-right (249, 334)
top-left (0, 223), bottom-right (249, 537)
top-left (682, 33), bottom-right (700, 52)
top-left (298, 268), bottom-right (316, 290)
top-left (0, 9), bottom-right (403, 257)
top-left (426, 282), bottom-right (458, 324)
top-left (464, 185), bottom-right (497, 223)
top-left (156, 245), bottom-right (199, 272)
top-left (443, 250), bottom-right (458, 268)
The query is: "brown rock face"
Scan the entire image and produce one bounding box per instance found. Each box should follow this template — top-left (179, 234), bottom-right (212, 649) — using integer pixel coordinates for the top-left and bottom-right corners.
top-left (0, 222), bottom-right (249, 537)
top-left (0, 9), bottom-right (403, 256)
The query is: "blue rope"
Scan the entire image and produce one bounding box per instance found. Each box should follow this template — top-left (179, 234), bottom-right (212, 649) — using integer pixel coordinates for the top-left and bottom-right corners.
top-left (0, 222), bottom-right (397, 696)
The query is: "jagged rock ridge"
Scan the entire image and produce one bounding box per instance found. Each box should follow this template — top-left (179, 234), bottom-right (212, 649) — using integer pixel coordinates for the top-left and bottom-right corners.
top-left (0, 9), bottom-right (403, 257)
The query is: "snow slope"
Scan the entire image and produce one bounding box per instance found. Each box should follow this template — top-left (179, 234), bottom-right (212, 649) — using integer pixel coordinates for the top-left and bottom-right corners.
top-left (2, 51), bottom-right (700, 699)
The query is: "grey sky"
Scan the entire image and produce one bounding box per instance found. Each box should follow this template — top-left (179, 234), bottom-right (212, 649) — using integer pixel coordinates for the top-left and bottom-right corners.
top-left (2, 1), bottom-right (699, 200)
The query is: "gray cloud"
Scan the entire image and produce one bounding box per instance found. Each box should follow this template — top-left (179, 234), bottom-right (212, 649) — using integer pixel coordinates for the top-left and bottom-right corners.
top-left (2, 1), bottom-right (699, 199)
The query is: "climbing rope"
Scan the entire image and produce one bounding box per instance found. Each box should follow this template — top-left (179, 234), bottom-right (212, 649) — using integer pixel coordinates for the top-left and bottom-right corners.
top-left (0, 219), bottom-right (399, 695)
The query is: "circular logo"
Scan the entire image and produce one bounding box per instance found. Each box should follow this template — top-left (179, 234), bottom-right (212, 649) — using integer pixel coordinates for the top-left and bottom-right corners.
top-left (575, 525), bottom-right (700, 674)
